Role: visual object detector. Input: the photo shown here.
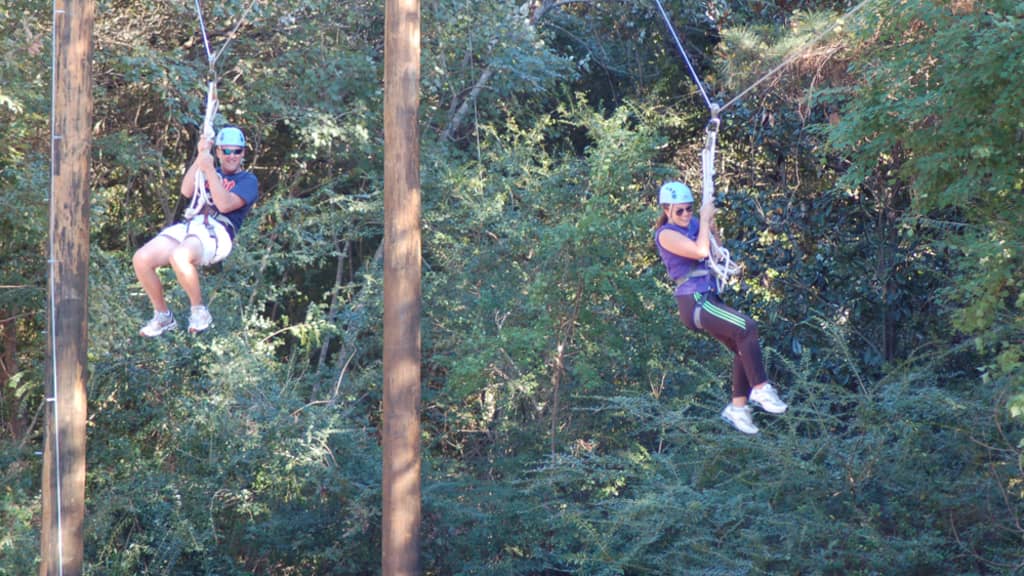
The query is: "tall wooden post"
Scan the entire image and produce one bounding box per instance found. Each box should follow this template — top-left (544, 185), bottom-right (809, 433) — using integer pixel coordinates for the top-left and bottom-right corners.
top-left (41, 0), bottom-right (93, 573)
top-left (382, 0), bottom-right (421, 573)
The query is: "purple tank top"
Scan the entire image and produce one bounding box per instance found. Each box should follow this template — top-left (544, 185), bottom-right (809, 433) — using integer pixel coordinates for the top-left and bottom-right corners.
top-left (654, 221), bottom-right (714, 296)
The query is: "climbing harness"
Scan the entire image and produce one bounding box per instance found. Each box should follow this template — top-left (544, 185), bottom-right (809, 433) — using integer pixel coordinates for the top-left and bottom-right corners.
top-left (675, 268), bottom-right (710, 286)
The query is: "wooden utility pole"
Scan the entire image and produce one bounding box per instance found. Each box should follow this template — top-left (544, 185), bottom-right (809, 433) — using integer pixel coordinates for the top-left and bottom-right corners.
top-left (382, 0), bottom-right (421, 573)
top-left (41, 0), bottom-right (94, 573)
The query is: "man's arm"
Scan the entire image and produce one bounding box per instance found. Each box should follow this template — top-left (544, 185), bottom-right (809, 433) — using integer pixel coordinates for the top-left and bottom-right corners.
top-left (180, 160), bottom-right (200, 199)
top-left (199, 161), bottom-right (246, 213)
top-left (181, 136), bottom-right (214, 199)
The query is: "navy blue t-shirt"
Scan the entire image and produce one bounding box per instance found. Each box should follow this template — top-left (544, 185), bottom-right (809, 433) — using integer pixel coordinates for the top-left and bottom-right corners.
top-left (210, 169), bottom-right (258, 238)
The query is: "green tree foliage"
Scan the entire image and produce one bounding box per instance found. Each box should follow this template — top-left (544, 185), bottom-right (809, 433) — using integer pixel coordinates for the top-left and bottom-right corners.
top-left (3, 0), bottom-right (1024, 574)
top-left (828, 0), bottom-right (1024, 408)
top-left (0, 0), bottom-right (49, 455)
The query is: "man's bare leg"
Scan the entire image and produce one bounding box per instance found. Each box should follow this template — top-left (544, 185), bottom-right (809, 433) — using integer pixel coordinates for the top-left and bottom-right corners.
top-left (168, 237), bottom-right (205, 307)
top-left (133, 235), bottom-right (179, 313)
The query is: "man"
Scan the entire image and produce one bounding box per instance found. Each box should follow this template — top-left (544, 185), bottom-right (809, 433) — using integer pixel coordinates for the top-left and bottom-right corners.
top-left (133, 125), bottom-right (259, 336)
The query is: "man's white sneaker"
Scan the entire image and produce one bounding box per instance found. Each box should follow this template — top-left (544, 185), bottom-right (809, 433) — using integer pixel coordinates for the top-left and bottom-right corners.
top-left (721, 404), bottom-right (758, 435)
top-left (749, 383), bottom-right (788, 414)
top-left (140, 311), bottom-right (176, 337)
top-left (188, 306), bottom-right (212, 334)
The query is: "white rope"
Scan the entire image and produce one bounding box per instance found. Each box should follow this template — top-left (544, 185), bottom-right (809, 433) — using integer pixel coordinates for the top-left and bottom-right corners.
top-left (701, 107), bottom-right (742, 292)
top-left (185, 81), bottom-right (218, 219)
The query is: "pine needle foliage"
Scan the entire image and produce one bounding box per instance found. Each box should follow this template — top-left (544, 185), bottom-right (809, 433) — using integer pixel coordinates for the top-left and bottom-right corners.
top-left (423, 322), bottom-right (1021, 574)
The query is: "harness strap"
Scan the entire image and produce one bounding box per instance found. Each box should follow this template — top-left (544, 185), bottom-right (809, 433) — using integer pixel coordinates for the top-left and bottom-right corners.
top-left (692, 292), bottom-right (707, 331)
top-left (186, 212), bottom-right (233, 236)
top-left (675, 268), bottom-right (710, 286)
top-left (211, 213), bottom-right (236, 237)
top-left (184, 214), bottom-right (230, 262)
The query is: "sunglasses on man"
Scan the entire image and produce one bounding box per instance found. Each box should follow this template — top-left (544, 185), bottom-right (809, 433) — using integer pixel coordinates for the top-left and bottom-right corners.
top-left (219, 147), bottom-right (244, 156)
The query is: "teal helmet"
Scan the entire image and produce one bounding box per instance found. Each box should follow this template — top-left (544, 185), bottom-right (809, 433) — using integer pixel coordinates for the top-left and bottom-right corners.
top-left (659, 181), bottom-right (693, 204)
top-left (215, 126), bottom-right (246, 148)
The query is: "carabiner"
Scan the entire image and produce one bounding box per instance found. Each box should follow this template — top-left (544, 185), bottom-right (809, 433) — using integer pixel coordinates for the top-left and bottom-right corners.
top-left (706, 103), bottom-right (721, 135)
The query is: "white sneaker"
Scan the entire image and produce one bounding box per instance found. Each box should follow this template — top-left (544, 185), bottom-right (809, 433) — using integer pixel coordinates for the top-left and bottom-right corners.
top-left (749, 383), bottom-right (788, 414)
top-left (188, 306), bottom-right (212, 334)
top-left (721, 404), bottom-right (758, 434)
top-left (140, 311), bottom-right (176, 337)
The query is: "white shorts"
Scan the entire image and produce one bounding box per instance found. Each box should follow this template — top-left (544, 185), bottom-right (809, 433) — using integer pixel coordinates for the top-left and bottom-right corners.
top-left (158, 216), bottom-right (233, 266)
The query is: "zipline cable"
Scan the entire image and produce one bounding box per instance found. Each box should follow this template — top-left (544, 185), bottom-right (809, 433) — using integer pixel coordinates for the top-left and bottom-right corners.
top-left (211, 0), bottom-right (260, 66)
top-left (193, 0), bottom-right (214, 66)
top-left (193, 0), bottom-right (260, 71)
top-left (654, 0), bottom-right (876, 114)
top-left (652, 0), bottom-right (713, 111)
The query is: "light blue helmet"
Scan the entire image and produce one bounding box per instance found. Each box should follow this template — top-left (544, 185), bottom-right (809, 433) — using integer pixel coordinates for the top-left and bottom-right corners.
top-left (215, 126), bottom-right (246, 148)
top-left (659, 181), bottom-right (693, 204)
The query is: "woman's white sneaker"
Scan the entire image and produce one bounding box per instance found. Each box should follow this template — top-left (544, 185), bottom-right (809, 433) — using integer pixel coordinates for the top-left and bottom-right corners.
top-left (749, 383), bottom-right (787, 414)
top-left (721, 404), bottom-right (759, 434)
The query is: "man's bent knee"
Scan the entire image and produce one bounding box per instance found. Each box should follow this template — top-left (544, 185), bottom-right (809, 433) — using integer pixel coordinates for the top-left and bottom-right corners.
top-left (133, 246), bottom-right (163, 272)
top-left (135, 236), bottom-right (178, 268)
top-left (169, 242), bottom-right (201, 270)
top-left (169, 249), bottom-right (193, 271)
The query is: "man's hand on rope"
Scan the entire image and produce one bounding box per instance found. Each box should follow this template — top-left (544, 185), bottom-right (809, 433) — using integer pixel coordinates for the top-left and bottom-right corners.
top-left (196, 136), bottom-right (215, 168)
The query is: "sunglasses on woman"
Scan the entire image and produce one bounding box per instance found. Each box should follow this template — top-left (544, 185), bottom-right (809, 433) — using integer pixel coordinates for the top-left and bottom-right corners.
top-left (674, 205), bottom-right (694, 217)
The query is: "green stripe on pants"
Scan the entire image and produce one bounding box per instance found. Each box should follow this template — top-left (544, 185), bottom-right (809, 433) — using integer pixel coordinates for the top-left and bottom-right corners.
top-left (695, 292), bottom-right (747, 329)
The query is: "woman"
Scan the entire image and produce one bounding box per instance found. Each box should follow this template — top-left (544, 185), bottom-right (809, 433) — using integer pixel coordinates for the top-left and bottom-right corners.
top-left (654, 181), bottom-right (786, 434)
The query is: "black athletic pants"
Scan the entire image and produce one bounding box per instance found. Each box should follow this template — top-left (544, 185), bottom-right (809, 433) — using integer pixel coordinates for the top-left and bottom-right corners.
top-left (676, 291), bottom-right (769, 399)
